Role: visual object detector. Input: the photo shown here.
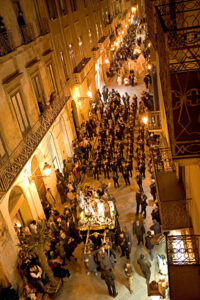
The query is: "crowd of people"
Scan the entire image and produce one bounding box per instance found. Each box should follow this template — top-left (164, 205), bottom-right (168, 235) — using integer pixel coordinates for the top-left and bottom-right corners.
top-left (3, 20), bottom-right (170, 300)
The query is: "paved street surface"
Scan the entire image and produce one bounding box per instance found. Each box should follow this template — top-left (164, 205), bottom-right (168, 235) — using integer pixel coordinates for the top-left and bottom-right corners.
top-left (51, 78), bottom-right (166, 300)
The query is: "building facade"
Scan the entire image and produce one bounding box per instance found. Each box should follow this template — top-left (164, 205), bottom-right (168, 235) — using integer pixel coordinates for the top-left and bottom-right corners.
top-left (0, 0), bottom-right (132, 287)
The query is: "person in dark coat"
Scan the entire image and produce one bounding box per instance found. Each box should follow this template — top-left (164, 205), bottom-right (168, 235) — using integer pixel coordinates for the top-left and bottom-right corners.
top-left (56, 180), bottom-right (66, 204)
top-left (140, 193), bottom-right (148, 218)
top-left (137, 254), bottom-right (151, 283)
top-left (145, 231), bottom-right (154, 261)
top-left (83, 250), bottom-right (98, 275)
top-left (135, 172), bottom-right (143, 192)
top-left (113, 172), bottom-right (119, 188)
top-left (150, 219), bottom-right (161, 235)
top-left (150, 179), bottom-right (157, 201)
top-left (101, 269), bottom-right (118, 297)
top-left (132, 220), bottom-right (145, 245)
top-left (135, 191), bottom-right (142, 216)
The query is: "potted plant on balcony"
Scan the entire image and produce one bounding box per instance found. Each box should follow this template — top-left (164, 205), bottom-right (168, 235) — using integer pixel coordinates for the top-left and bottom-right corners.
top-left (17, 219), bottom-right (62, 294)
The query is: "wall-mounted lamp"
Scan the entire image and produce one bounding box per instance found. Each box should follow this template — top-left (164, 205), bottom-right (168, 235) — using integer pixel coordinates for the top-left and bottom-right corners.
top-left (142, 116), bottom-right (148, 125)
top-left (29, 162), bottom-right (51, 183)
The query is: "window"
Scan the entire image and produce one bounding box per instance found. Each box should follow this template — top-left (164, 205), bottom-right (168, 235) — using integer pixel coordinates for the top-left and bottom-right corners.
top-left (69, 44), bottom-right (76, 69)
top-left (60, 51), bottom-right (69, 80)
top-left (11, 90), bottom-right (30, 135)
top-left (46, 0), bottom-right (58, 20)
top-left (32, 74), bottom-right (45, 114)
top-left (78, 37), bottom-right (84, 60)
top-left (0, 136), bottom-right (7, 163)
top-left (70, 0), bottom-right (77, 12)
top-left (47, 62), bottom-right (57, 92)
top-left (58, 0), bottom-right (68, 15)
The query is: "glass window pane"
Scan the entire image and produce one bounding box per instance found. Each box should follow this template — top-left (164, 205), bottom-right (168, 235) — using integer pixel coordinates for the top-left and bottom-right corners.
top-left (11, 95), bottom-right (25, 132)
top-left (16, 92), bottom-right (29, 129)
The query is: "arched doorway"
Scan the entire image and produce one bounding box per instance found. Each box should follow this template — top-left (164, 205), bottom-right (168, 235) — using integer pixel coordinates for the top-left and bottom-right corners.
top-left (71, 99), bottom-right (79, 136)
top-left (9, 186), bottom-right (33, 226)
top-left (31, 155), bottom-right (47, 201)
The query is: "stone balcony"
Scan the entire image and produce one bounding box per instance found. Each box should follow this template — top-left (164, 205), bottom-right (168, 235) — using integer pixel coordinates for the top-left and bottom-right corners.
top-left (91, 47), bottom-right (100, 61)
top-left (0, 96), bottom-right (70, 199)
top-left (72, 57), bottom-right (93, 85)
top-left (148, 111), bottom-right (162, 131)
top-left (98, 35), bottom-right (110, 51)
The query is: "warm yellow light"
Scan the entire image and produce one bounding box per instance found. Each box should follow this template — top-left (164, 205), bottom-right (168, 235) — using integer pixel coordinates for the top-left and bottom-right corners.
top-left (42, 162), bottom-right (51, 176)
top-left (148, 64), bottom-right (152, 70)
top-left (122, 30), bottom-right (124, 35)
top-left (132, 7), bottom-right (136, 13)
top-left (125, 24), bottom-right (128, 28)
top-left (87, 90), bottom-right (92, 98)
top-left (148, 42), bottom-right (151, 47)
top-left (105, 58), bottom-right (109, 64)
top-left (142, 116), bottom-right (148, 125)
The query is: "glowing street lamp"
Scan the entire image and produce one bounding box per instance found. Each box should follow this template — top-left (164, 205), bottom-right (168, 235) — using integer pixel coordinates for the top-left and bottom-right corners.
top-left (87, 90), bottom-right (92, 98)
top-left (42, 162), bottom-right (52, 176)
top-left (105, 58), bottom-right (109, 64)
top-left (148, 64), bottom-right (152, 70)
top-left (142, 116), bottom-right (148, 125)
top-left (132, 7), bottom-right (137, 14)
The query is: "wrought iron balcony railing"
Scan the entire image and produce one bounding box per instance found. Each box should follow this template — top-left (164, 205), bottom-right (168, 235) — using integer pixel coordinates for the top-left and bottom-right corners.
top-left (0, 31), bottom-right (15, 56)
top-left (20, 23), bottom-right (35, 44)
top-left (151, 147), bottom-right (175, 172)
top-left (0, 96), bottom-right (69, 199)
top-left (91, 47), bottom-right (100, 60)
top-left (166, 235), bottom-right (200, 265)
top-left (148, 111), bottom-right (162, 131)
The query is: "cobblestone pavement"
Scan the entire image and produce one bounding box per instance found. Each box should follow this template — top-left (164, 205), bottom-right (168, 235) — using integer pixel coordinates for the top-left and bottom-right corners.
top-left (53, 81), bottom-right (166, 300)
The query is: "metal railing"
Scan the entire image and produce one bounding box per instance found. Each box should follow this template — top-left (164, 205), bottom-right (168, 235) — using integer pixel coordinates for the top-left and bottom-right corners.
top-left (151, 147), bottom-right (175, 172)
top-left (0, 96), bottom-right (69, 199)
top-left (166, 235), bottom-right (200, 265)
top-left (20, 23), bottom-right (35, 44)
top-left (148, 111), bottom-right (162, 130)
top-left (0, 31), bottom-right (15, 56)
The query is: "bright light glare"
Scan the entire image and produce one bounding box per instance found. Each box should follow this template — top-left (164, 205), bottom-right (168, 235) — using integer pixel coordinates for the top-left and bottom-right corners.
top-left (105, 58), bottom-right (109, 64)
top-left (43, 163), bottom-right (51, 176)
top-left (142, 117), bottom-right (148, 124)
top-left (87, 90), bottom-right (92, 98)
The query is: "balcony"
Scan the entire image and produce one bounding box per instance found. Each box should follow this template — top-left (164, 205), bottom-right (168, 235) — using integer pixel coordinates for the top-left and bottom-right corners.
top-left (0, 31), bottom-right (15, 57)
top-left (146, 0), bottom-right (200, 158)
top-left (0, 96), bottom-right (69, 199)
top-left (166, 234), bottom-right (200, 299)
top-left (98, 35), bottom-right (110, 50)
top-left (151, 147), bottom-right (191, 231)
top-left (148, 111), bottom-right (162, 131)
top-left (20, 23), bottom-right (35, 44)
top-left (39, 18), bottom-right (50, 36)
top-left (72, 57), bottom-right (93, 84)
top-left (91, 47), bottom-right (100, 60)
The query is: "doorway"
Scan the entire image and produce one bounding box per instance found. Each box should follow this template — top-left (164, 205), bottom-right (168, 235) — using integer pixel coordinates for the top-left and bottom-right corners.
top-left (9, 186), bottom-right (33, 226)
top-left (31, 155), bottom-right (47, 201)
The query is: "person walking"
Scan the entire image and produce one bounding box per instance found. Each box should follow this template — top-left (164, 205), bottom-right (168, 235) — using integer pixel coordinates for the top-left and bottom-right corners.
top-left (135, 191), bottom-right (142, 216)
top-left (133, 220), bottom-right (145, 245)
top-left (101, 269), bottom-right (118, 298)
top-left (150, 179), bottom-right (157, 201)
top-left (113, 172), bottom-right (119, 188)
top-left (140, 193), bottom-right (148, 218)
top-left (124, 262), bottom-right (134, 294)
top-left (145, 231), bottom-right (154, 261)
top-left (137, 254), bottom-right (151, 283)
